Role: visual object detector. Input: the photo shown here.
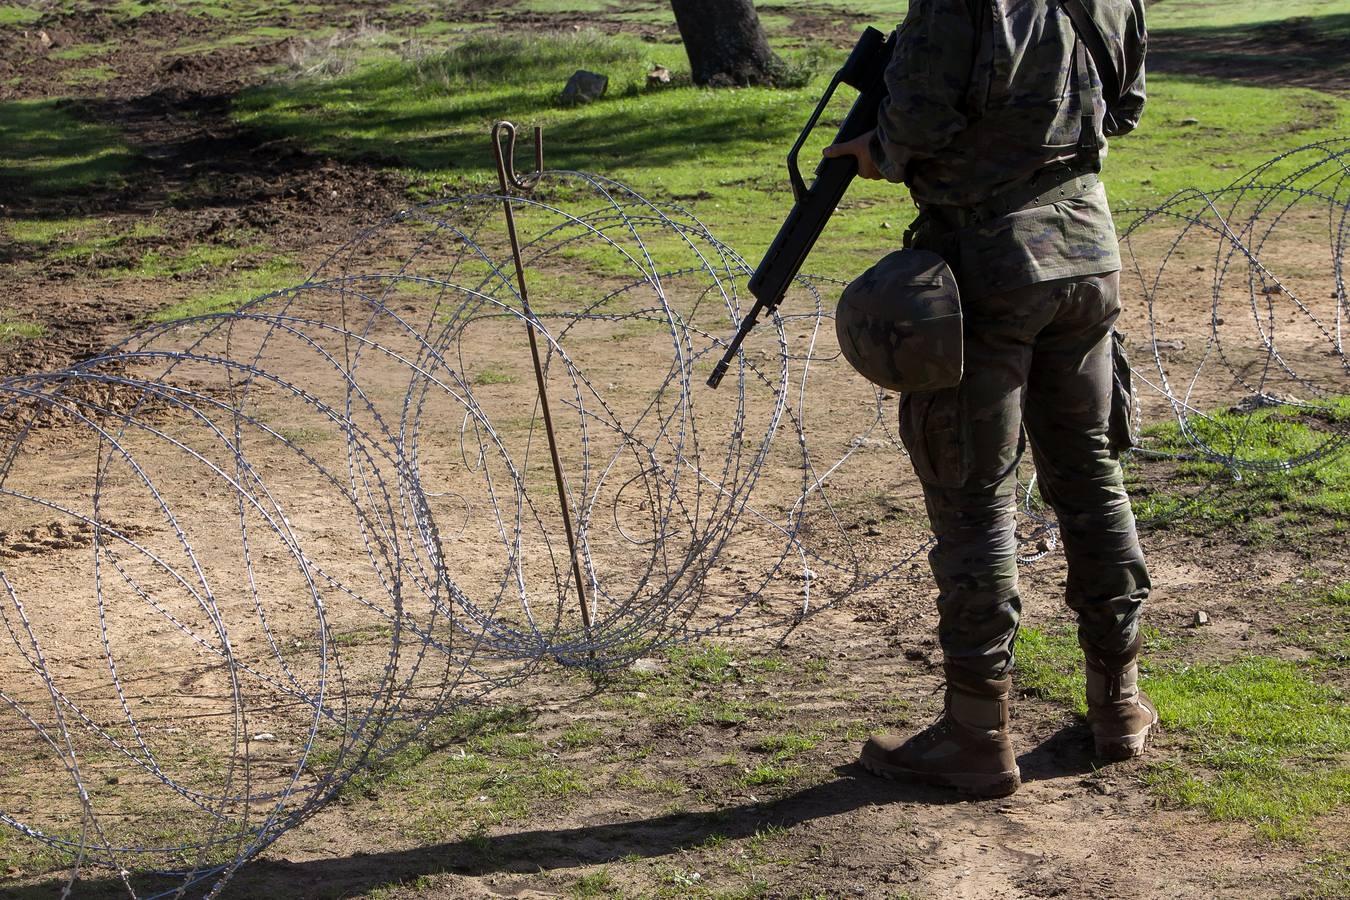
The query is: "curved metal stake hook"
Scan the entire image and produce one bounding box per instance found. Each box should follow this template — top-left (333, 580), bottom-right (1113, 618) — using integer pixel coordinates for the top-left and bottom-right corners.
top-left (492, 121), bottom-right (544, 194)
top-left (488, 120), bottom-right (592, 644)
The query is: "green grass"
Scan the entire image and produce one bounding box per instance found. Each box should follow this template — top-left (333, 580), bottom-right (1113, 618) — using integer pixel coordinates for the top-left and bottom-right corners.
top-left (0, 5), bottom-right (42, 26)
top-left (1146, 0), bottom-right (1350, 29)
top-left (570, 868), bottom-right (619, 899)
top-left (233, 20), bottom-right (1350, 285)
top-left (0, 99), bottom-right (137, 197)
top-left (148, 256), bottom-right (305, 322)
top-left (64, 65), bottom-right (119, 85)
top-left (472, 367), bottom-right (517, 386)
top-left (1126, 398), bottom-right (1350, 546)
top-left (1016, 626), bottom-right (1350, 839)
top-left (1145, 659), bottom-right (1350, 839)
top-left (4, 216), bottom-right (167, 266)
top-left (0, 318), bottom-right (47, 343)
top-left (559, 720), bottom-right (604, 749)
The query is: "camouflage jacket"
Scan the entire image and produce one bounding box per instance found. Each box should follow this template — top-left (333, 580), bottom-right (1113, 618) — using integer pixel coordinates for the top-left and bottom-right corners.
top-left (867, 0), bottom-right (1147, 295)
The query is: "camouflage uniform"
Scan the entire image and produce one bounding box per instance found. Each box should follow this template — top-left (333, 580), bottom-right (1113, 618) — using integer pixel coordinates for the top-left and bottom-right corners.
top-left (868, 0), bottom-right (1150, 679)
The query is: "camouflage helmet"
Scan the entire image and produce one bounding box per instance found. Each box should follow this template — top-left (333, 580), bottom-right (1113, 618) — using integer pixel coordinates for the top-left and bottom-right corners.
top-left (835, 249), bottom-right (963, 392)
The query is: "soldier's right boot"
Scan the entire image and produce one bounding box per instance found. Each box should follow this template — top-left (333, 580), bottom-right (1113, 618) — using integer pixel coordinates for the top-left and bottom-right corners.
top-left (859, 664), bottom-right (1021, 798)
top-left (1083, 633), bottom-right (1159, 761)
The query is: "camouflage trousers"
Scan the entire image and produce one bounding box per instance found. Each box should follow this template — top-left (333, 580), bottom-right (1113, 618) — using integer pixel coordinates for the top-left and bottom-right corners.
top-left (898, 271), bottom-right (1150, 680)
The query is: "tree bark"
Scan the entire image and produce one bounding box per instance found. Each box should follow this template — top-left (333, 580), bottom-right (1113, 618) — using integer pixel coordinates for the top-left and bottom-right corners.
top-left (669, 0), bottom-right (782, 86)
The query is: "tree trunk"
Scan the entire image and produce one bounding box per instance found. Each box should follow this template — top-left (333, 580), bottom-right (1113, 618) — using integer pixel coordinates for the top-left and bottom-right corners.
top-left (669, 0), bottom-right (782, 87)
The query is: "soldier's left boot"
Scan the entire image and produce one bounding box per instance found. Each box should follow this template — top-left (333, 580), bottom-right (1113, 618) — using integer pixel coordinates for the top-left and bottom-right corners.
top-left (859, 664), bottom-right (1021, 798)
top-left (1083, 633), bottom-right (1159, 761)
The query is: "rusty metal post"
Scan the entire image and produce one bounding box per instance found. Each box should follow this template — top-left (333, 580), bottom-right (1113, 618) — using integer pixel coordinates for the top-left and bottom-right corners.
top-left (490, 121), bottom-right (594, 640)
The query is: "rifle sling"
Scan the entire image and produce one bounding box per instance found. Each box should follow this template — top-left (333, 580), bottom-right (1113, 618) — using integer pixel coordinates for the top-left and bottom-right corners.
top-left (1062, 0), bottom-right (1122, 109)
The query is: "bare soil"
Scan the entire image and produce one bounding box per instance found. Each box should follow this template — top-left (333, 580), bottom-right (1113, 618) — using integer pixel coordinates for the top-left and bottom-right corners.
top-left (0, 4), bottom-right (1346, 900)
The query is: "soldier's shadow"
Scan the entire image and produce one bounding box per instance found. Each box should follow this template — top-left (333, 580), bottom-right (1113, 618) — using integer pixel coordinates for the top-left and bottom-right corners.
top-left (2, 767), bottom-right (969, 900)
top-left (2, 745), bottom-right (1105, 899)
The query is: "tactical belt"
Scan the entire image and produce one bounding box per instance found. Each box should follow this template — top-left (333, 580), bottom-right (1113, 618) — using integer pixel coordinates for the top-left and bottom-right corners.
top-left (924, 168), bottom-right (1100, 229)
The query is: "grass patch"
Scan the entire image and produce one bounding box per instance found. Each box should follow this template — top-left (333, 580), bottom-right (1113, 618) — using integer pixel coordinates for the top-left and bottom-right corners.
top-left (1125, 398), bottom-right (1350, 547)
top-left (739, 763), bottom-right (802, 787)
top-left (559, 721), bottom-right (604, 749)
top-left (1017, 626), bottom-right (1350, 839)
top-left (570, 868), bottom-right (618, 899)
top-left (0, 5), bottom-right (41, 26)
top-left (1272, 573), bottom-right (1350, 669)
top-left (1014, 626), bottom-right (1087, 714)
top-left (1145, 658), bottom-right (1350, 839)
top-left (236, 23), bottom-right (1350, 289)
top-left (750, 732), bottom-right (818, 761)
top-left (615, 768), bottom-right (685, 796)
top-left (1146, 0), bottom-right (1350, 30)
top-left (0, 99), bottom-right (137, 198)
top-left (149, 256), bottom-right (305, 322)
top-left (0, 318), bottom-right (46, 343)
top-left (119, 242), bottom-right (268, 278)
top-left (472, 367), bottom-right (517, 386)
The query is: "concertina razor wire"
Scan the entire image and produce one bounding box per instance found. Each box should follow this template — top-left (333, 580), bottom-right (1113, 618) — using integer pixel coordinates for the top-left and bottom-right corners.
top-left (0, 139), bottom-right (1344, 897)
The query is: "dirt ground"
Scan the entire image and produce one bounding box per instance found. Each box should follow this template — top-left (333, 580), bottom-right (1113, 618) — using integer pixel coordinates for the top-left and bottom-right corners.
top-left (0, 3), bottom-right (1347, 900)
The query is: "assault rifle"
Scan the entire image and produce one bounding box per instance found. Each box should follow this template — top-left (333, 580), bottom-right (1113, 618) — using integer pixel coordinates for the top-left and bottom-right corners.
top-left (706, 26), bottom-right (897, 389)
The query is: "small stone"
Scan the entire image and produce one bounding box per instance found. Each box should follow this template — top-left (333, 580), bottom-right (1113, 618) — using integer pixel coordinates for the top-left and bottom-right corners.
top-left (1192, 610), bottom-right (1210, 627)
top-left (647, 65), bottom-right (671, 87)
top-left (38, 30), bottom-right (52, 49)
top-left (1181, 117), bottom-right (1200, 126)
top-left (881, 221), bottom-right (892, 229)
top-left (631, 657), bottom-right (663, 674)
top-left (1155, 339), bottom-right (1185, 351)
top-left (561, 70), bottom-right (609, 105)
top-left (252, 732), bottom-right (277, 742)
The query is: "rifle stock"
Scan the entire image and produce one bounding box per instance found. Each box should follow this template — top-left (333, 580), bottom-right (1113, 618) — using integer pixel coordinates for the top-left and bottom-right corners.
top-left (707, 26), bottom-right (896, 389)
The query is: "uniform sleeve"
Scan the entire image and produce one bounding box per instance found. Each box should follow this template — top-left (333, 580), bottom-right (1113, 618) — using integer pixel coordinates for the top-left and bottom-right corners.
top-left (1103, 0), bottom-right (1146, 136)
top-left (867, 0), bottom-right (978, 185)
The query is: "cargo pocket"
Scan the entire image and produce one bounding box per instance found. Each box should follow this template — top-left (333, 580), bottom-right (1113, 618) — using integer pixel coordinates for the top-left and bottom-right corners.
top-left (899, 384), bottom-right (970, 488)
top-left (1107, 329), bottom-right (1138, 455)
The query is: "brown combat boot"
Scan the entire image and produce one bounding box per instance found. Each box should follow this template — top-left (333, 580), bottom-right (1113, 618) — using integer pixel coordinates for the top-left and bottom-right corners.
top-left (859, 665), bottom-right (1021, 798)
top-left (1083, 633), bottom-right (1159, 761)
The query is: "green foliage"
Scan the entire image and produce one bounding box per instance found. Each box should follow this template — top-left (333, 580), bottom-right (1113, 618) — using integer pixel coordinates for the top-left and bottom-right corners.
top-left (0, 318), bottom-right (46, 342)
top-left (472, 367), bottom-right (517, 386)
top-left (0, 99), bottom-right (137, 197)
top-left (1126, 398), bottom-right (1350, 545)
top-left (0, 5), bottom-right (42, 26)
top-left (668, 642), bottom-right (737, 685)
top-left (1018, 626), bottom-right (1350, 839)
top-left (1013, 626), bottom-right (1088, 715)
top-left (739, 763), bottom-right (802, 787)
top-left (570, 868), bottom-right (618, 899)
top-left (750, 732), bottom-right (818, 761)
top-left (1145, 0), bottom-right (1350, 29)
top-left (1145, 658), bottom-right (1350, 838)
top-left (234, 20), bottom-right (1350, 285)
top-left (148, 257), bottom-right (305, 322)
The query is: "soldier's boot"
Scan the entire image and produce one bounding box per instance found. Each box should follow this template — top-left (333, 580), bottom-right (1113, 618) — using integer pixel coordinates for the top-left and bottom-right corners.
top-left (1083, 633), bottom-right (1158, 761)
top-left (859, 665), bottom-right (1020, 798)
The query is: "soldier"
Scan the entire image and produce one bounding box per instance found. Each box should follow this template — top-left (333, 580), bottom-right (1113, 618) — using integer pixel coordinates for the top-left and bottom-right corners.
top-left (823, 0), bottom-right (1153, 798)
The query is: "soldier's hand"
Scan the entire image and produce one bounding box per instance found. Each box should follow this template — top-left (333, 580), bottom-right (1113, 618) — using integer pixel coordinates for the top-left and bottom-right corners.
top-left (823, 130), bottom-right (883, 180)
